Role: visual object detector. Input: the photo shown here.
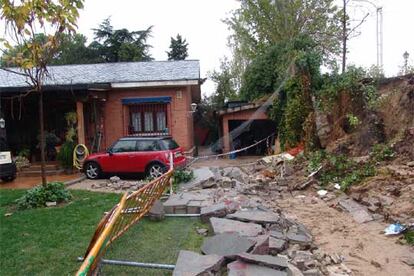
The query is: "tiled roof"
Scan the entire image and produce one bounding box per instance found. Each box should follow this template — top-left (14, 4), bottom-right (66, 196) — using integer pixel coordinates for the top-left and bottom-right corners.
top-left (0, 60), bottom-right (200, 88)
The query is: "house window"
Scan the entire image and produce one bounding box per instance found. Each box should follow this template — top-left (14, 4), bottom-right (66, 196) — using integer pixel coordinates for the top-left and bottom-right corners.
top-left (131, 112), bottom-right (142, 132)
top-left (156, 111), bottom-right (166, 131)
top-left (128, 103), bottom-right (168, 135)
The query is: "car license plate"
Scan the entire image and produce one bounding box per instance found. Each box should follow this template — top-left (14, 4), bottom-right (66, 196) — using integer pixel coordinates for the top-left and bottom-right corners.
top-left (0, 151), bottom-right (12, 164)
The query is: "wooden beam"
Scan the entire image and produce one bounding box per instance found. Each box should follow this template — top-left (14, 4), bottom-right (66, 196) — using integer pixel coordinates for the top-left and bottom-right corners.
top-left (76, 101), bottom-right (85, 145)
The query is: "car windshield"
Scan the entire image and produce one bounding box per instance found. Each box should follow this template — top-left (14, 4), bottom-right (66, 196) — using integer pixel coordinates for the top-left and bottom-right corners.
top-left (160, 138), bottom-right (179, 150)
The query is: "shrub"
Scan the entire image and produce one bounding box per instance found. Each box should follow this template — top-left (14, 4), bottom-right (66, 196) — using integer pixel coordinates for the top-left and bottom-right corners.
top-left (173, 169), bottom-right (194, 186)
top-left (371, 144), bottom-right (395, 162)
top-left (57, 141), bottom-right (75, 169)
top-left (16, 182), bottom-right (72, 210)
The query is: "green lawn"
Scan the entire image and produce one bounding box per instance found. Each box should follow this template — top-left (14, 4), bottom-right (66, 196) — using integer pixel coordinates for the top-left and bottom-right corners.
top-left (0, 189), bottom-right (206, 276)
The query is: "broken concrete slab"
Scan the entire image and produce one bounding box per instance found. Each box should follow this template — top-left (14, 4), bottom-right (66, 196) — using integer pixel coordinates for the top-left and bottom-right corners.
top-left (210, 217), bottom-right (263, 237)
top-left (148, 200), bottom-right (165, 221)
top-left (201, 233), bottom-right (256, 257)
top-left (227, 209), bottom-right (280, 225)
top-left (181, 168), bottom-right (215, 190)
top-left (200, 202), bottom-right (228, 223)
top-left (237, 253), bottom-right (288, 270)
top-left (338, 198), bottom-right (373, 223)
top-left (250, 235), bottom-right (270, 255)
top-left (351, 209), bottom-right (374, 224)
top-left (227, 260), bottom-right (288, 276)
top-left (173, 250), bottom-right (224, 276)
top-left (222, 167), bottom-right (248, 182)
top-left (269, 237), bottom-right (287, 255)
top-left (163, 192), bottom-right (210, 214)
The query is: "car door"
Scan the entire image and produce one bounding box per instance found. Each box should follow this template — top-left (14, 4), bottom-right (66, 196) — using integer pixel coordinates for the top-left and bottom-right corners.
top-left (132, 140), bottom-right (163, 172)
top-left (107, 140), bottom-right (138, 173)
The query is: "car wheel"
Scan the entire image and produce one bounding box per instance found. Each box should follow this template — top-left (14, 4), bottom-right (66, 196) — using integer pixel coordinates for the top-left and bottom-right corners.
top-left (147, 163), bottom-right (166, 179)
top-left (1, 175), bottom-right (16, 182)
top-left (85, 162), bottom-right (101, 179)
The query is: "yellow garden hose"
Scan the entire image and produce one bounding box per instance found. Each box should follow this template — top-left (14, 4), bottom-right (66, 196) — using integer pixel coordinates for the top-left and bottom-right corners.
top-left (73, 144), bottom-right (89, 170)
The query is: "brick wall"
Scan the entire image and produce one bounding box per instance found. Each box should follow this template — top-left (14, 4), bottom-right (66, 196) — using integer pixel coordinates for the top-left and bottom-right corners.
top-left (102, 86), bottom-right (195, 150)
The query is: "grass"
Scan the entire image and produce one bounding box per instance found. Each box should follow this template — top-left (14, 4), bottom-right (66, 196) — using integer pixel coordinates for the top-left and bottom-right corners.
top-left (0, 189), bottom-right (206, 276)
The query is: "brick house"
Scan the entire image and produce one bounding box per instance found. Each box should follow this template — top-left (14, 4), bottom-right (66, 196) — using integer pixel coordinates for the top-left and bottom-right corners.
top-left (0, 60), bottom-right (202, 158)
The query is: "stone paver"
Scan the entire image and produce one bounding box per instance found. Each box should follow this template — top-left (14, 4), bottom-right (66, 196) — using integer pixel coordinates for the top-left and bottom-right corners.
top-left (201, 233), bottom-right (256, 257)
top-left (227, 210), bottom-right (280, 225)
top-left (227, 260), bottom-right (288, 276)
top-left (180, 168), bottom-right (215, 190)
top-left (237, 253), bottom-right (289, 270)
top-left (200, 202), bottom-right (228, 223)
top-left (210, 217), bottom-right (263, 237)
top-left (173, 250), bottom-right (224, 276)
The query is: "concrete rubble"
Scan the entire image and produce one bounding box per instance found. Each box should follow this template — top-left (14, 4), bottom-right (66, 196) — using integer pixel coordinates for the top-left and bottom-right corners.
top-left (170, 155), bottom-right (358, 275)
top-left (173, 250), bottom-right (224, 276)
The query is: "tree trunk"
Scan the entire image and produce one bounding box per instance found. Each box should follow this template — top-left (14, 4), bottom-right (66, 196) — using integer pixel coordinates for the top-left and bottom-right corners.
top-left (342, 0), bottom-right (347, 73)
top-left (39, 89), bottom-right (47, 186)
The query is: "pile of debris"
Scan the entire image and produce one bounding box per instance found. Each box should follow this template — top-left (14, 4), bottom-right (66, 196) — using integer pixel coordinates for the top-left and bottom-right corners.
top-left (158, 159), bottom-right (354, 275)
top-left (169, 204), bottom-right (350, 276)
top-left (90, 176), bottom-right (148, 192)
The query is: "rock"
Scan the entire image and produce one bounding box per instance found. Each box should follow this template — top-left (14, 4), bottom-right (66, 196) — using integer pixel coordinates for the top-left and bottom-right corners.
top-left (227, 260), bottom-right (288, 276)
top-left (201, 233), bottom-right (256, 257)
top-left (210, 217), bottom-right (263, 237)
top-left (407, 161), bottom-right (414, 167)
top-left (173, 250), bottom-right (224, 276)
top-left (222, 167), bottom-right (248, 182)
top-left (250, 235), bottom-right (270, 255)
top-left (237, 253), bottom-right (288, 270)
top-left (220, 177), bottom-right (235, 188)
top-left (109, 176), bottom-right (120, 183)
top-left (200, 203), bottom-right (228, 223)
top-left (270, 230), bottom-right (286, 240)
top-left (45, 201), bottom-right (57, 207)
top-left (303, 268), bottom-right (322, 276)
top-left (288, 264), bottom-right (305, 276)
top-left (351, 209), bottom-right (374, 224)
top-left (148, 200), bottom-right (165, 221)
top-left (286, 223), bottom-right (313, 245)
top-left (338, 198), bottom-right (373, 224)
top-left (181, 168), bottom-right (215, 190)
top-left (314, 110), bottom-right (331, 148)
top-left (326, 264), bottom-right (352, 276)
top-left (401, 256), bottom-right (414, 266)
top-left (227, 210), bottom-right (280, 225)
top-left (196, 228), bottom-right (208, 236)
top-left (269, 237), bottom-right (287, 255)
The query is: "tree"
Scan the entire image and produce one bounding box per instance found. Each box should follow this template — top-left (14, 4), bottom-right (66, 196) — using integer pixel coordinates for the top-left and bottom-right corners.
top-left (0, 0), bottom-right (84, 185)
top-left (92, 18), bottom-right (153, 62)
top-left (226, 0), bottom-right (341, 73)
top-left (209, 58), bottom-right (238, 108)
top-left (339, 0), bottom-right (370, 73)
top-left (167, 34), bottom-right (189, 60)
top-left (1, 33), bottom-right (102, 66)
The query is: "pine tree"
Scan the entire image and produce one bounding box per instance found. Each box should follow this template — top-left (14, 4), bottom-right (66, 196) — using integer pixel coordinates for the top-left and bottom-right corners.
top-left (167, 34), bottom-right (189, 60)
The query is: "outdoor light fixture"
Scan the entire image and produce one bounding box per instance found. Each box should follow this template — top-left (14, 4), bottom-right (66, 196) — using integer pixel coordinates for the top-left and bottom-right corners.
top-left (191, 103), bottom-right (197, 112)
top-left (0, 118), bottom-right (5, 129)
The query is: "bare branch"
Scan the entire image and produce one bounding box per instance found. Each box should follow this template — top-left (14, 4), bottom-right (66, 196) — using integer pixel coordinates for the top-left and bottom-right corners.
top-left (347, 12), bottom-right (369, 36)
top-left (0, 67), bottom-right (29, 77)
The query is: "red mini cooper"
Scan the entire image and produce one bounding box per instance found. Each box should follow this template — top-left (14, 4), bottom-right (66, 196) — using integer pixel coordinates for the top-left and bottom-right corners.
top-left (83, 136), bottom-right (186, 179)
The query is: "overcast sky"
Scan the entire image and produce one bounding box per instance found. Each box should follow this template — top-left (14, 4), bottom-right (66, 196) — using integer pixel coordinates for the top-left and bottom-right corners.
top-left (6, 0), bottom-right (414, 96)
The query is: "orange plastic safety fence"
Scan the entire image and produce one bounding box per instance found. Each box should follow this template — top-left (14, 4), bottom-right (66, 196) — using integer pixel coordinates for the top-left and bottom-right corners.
top-left (76, 169), bottom-right (173, 276)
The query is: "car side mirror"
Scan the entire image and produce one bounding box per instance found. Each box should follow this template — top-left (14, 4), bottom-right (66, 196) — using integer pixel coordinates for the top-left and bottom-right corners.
top-left (107, 149), bottom-right (113, 156)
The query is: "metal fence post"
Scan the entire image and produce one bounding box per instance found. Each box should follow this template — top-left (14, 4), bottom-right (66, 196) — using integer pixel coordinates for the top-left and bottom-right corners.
top-left (169, 152), bottom-right (173, 195)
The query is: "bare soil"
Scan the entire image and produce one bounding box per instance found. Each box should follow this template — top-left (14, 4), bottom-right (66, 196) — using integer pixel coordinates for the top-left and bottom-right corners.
top-left (265, 192), bottom-right (414, 276)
